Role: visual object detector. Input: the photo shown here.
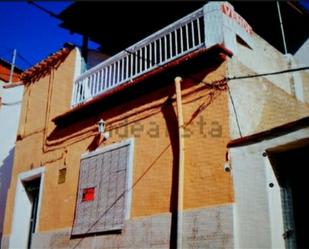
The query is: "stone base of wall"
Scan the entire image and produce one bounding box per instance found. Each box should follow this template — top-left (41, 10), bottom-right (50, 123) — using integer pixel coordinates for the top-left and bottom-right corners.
top-left (0, 235), bottom-right (8, 249)
top-left (2, 204), bottom-right (234, 249)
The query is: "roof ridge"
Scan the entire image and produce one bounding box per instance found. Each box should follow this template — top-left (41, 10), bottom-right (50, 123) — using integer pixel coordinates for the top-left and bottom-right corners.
top-left (21, 43), bottom-right (75, 83)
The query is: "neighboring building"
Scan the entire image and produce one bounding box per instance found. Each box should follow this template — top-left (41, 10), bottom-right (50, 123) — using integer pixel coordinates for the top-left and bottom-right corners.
top-left (0, 58), bottom-right (23, 248)
top-left (1, 2), bottom-right (309, 249)
top-left (295, 38), bottom-right (309, 75)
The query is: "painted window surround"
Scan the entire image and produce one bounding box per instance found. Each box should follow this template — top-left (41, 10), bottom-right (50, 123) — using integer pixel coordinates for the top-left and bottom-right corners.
top-left (80, 138), bottom-right (135, 221)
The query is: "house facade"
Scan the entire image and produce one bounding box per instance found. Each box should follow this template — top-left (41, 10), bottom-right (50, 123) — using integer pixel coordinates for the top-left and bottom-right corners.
top-left (0, 59), bottom-right (23, 248)
top-left (1, 2), bottom-right (309, 249)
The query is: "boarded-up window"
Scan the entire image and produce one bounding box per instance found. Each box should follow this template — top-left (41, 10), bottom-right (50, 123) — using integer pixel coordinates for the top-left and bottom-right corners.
top-left (72, 142), bottom-right (131, 235)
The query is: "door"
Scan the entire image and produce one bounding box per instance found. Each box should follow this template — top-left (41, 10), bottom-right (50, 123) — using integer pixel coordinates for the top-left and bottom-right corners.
top-left (24, 178), bottom-right (41, 249)
top-left (268, 143), bottom-right (309, 249)
top-left (9, 168), bottom-right (44, 249)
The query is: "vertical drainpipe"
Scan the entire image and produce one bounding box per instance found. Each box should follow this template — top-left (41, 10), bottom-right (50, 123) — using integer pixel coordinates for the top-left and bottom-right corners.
top-left (175, 76), bottom-right (184, 249)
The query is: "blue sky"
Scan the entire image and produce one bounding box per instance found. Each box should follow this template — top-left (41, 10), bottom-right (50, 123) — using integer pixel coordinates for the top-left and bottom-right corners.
top-left (300, 0), bottom-right (309, 9)
top-left (0, 1), bottom-right (98, 71)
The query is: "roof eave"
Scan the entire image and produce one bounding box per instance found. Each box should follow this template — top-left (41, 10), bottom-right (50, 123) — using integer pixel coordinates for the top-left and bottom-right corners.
top-left (227, 116), bottom-right (309, 148)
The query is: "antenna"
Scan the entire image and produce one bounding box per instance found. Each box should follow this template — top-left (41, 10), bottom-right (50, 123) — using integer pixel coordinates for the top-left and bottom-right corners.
top-left (9, 49), bottom-right (17, 83)
top-left (277, 2), bottom-right (288, 54)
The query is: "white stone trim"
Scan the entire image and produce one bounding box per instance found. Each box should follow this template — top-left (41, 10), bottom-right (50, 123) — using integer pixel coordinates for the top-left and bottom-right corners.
top-left (81, 138), bottom-right (133, 159)
top-left (9, 167), bottom-right (45, 249)
top-left (71, 47), bottom-right (83, 107)
top-left (125, 138), bottom-right (134, 220)
top-left (263, 156), bottom-right (285, 249)
top-left (81, 138), bottom-right (134, 220)
top-left (73, 47), bottom-right (83, 81)
top-left (232, 203), bottom-right (239, 249)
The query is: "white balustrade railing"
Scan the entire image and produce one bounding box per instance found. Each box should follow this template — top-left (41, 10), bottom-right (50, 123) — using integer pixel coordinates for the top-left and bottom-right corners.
top-left (71, 8), bottom-right (205, 106)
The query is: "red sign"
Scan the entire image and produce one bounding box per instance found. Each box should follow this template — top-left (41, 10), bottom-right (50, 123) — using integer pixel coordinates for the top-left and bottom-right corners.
top-left (221, 4), bottom-right (253, 35)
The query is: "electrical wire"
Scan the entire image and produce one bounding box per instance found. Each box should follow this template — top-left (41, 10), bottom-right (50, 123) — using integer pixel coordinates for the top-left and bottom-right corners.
top-left (227, 66), bottom-right (309, 81)
top-left (17, 53), bottom-right (34, 68)
top-left (27, 1), bottom-right (59, 18)
top-left (13, 43), bottom-right (309, 150)
top-left (69, 56), bottom-right (309, 245)
top-left (14, 29), bottom-right (309, 246)
top-left (39, 54), bottom-right (309, 149)
top-left (124, 48), bottom-right (309, 137)
top-left (16, 4), bottom-right (309, 243)
top-left (227, 84), bottom-right (243, 137)
top-left (25, 0), bottom-right (309, 84)
top-left (1, 100), bottom-right (22, 106)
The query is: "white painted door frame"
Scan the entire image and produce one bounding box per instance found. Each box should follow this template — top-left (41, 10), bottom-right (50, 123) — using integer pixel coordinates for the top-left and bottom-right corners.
top-left (264, 157), bottom-right (286, 249)
top-left (8, 167), bottom-right (45, 249)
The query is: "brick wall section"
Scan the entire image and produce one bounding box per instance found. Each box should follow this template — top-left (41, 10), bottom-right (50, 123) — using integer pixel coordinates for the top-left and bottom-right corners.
top-left (228, 59), bottom-right (309, 139)
top-left (183, 86), bottom-right (232, 208)
top-left (3, 48), bottom-right (233, 235)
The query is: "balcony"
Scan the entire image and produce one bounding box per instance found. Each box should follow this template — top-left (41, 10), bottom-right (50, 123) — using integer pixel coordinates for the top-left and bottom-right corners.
top-left (70, 1), bottom-right (253, 107)
top-left (71, 7), bottom-right (205, 107)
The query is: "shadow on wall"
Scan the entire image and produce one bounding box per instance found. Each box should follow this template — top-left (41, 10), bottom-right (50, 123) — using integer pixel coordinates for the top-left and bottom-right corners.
top-left (161, 98), bottom-right (180, 249)
top-left (47, 54), bottom-right (224, 140)
top-left (0, 147), bottom-right (15, 248)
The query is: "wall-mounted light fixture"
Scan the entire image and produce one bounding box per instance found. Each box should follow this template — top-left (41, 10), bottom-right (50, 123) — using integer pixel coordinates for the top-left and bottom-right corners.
top-left (224, 162), bottom-right (232, 173)
top-left (98, 119), bottom-right (105, 133)
top-left (224, 151), bottom-right (232, 173)
top-left (98, 119), bottom-right (110, 140)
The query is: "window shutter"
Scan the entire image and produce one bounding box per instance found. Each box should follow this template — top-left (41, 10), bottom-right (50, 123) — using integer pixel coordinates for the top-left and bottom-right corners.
top-left (72, 144), bottom-right (130, 235)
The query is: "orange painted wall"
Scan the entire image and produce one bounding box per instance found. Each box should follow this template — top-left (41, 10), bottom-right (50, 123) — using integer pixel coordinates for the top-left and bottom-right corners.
top-left (3, 48), bottom-right (233, 234)
top-left (3, 48), bottom-right (77, 234)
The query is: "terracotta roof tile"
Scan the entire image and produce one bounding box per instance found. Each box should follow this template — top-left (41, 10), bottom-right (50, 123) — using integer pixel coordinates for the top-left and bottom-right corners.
top-left (21, 43), bottom-right (75, 84)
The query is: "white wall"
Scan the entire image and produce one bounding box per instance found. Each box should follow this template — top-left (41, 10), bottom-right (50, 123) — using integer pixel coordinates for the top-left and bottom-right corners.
top-left (0, 81), bottom-right (23, 246)
top-left (294, 38), bottom-right (309, 70)
top-left (0, 82), bottom-right (23, 162)
top-left (230, 127), bottom-right (309, 249)
top-left (86, 49), bottom-right (110, 69)
top-left (233, 33), bottom-right (292, 96)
